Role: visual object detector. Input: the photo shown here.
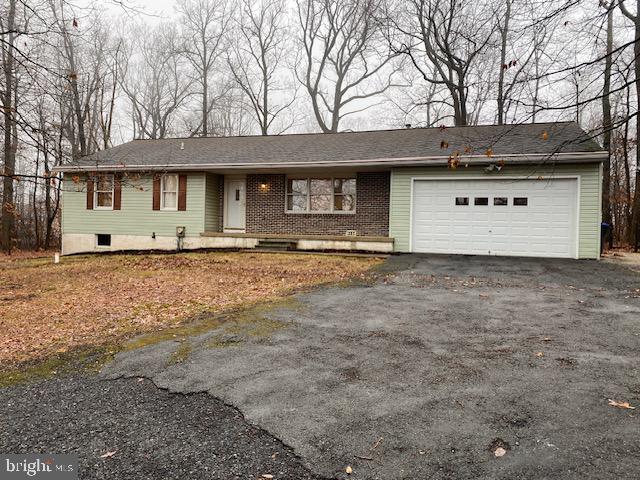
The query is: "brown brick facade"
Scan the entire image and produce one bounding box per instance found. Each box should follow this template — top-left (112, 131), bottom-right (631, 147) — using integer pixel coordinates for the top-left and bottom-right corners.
top-left (245, 172), bottom-right (390, 237)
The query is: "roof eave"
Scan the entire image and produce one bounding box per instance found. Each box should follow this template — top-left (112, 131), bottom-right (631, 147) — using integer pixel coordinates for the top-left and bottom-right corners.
top-left (53, 151), bottom-right (606, 173)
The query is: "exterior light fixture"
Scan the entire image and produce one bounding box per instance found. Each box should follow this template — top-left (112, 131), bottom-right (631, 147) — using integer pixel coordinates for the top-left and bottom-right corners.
top-left (259, 182), bottom-right (269, 192)
top-left (484, 163), bottom-right (503, 173)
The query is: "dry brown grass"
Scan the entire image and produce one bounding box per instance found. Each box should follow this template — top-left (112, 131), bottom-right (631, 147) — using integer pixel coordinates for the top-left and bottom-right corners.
top-left (0, 251), bottom-right (381, 367)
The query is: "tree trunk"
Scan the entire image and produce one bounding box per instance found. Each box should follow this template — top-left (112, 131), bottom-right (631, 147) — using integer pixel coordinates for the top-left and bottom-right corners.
top-left (202, 74), bottom-right (208, 137)
top-left (1, 0), bottom-right (17, 254)
top-left (633, 6), bottom-right (640, 250)
top-left (602, 6), bottom-right (613, 229)
top-left (623, 104), bottom-right (632, 243)
top-left (620, 0), bottom-right (640, 249)
top-left (497, 0), bottom-right (511, 125)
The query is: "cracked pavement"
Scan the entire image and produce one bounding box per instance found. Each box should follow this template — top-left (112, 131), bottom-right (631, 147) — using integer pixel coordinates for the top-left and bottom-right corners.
top-left (99, 254), bottom-right (640, 479)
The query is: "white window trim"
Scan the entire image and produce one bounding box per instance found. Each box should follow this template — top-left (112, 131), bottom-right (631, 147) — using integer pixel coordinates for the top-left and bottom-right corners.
top-left (160, 174), bottom-right (179, 211)
top-left (285, 176), bottom-right (356, 214)
top-left (94, 174), bottom-right (114, 210)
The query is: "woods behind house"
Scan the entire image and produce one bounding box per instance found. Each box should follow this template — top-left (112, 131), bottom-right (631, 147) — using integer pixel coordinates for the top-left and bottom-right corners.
top-left (0, 0), bottom-right (639, 252)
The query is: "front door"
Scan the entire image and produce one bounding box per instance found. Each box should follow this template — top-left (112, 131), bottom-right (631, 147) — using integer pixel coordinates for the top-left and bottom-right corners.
top-left (225, 177), bottom-right (246, 231)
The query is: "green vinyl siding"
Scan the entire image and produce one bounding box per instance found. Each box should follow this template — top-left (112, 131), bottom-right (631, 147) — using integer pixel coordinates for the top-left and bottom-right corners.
top-left (62, 173), bottom-right (206, 237)
top-left (204, 173), bottom-right (222, 232)
top-left (389, 163), bottom-right (602, 259)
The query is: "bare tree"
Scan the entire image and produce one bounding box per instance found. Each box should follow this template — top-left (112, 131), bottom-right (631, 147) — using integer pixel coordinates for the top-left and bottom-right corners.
top-left (602, 1), bottom-right (614, 227)
top-left (496, 0), bottom-right (512, 125)
top-left (120, 23), bottom-right (194, 140)
top-left (619, 0), bottom-right (640, 249)
top-left (50, 0), bottom-right (92, 159)
top-left (228, 0), bottom-right (295, 135)
top-left (178, 0), bottom-right (232, 137)
top-left (296, 0), bottom-right (400, 133)
top-left (495, 0), bottom-right (552, 125)
top-left (389, 0), bottom-right (496, 126)
top-left (1, 0), bottom-right (17, 253)
top-left (385, 64), bottom-right (449, 128)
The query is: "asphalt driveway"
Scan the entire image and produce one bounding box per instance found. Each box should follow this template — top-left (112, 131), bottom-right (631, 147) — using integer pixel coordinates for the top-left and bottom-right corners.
top-left (101, 254), bottom-right (640, 479)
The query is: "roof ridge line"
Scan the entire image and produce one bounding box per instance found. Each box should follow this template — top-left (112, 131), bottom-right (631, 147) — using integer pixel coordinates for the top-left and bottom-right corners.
top-left (129, 121), bottom-right (577, 143)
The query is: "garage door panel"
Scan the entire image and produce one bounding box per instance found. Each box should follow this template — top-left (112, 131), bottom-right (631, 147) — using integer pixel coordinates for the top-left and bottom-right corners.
top-left (411, 178), bottom-right (577, 258)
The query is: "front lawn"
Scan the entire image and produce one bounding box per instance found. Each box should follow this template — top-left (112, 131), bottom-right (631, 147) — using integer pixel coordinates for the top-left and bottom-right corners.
top-left (0, 252), bottom-right (381, 368)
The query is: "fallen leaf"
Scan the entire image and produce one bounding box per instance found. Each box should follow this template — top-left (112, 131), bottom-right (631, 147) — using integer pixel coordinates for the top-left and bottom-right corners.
top-left (261, 475), bottom-right (274, 479)
top-left (608, 399), bottom-right (635, 410)
top-left (494, 447), bottom-right (506, 457)
top-left (542, 337), bottom-right (552, 342)
top-left (345, 465), bottom-right (353, 474)
top-left (100, 450), bottom-right (117, 459)
top-left (535, 351), bottom-right (544, 357)
top-left (0, 253), bottom-right (379, 366)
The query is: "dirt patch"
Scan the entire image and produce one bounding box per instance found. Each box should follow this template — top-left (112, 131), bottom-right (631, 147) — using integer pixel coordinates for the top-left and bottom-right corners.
top-left (0, 251), bottom-right (380, 368)
top-left (603, 250), bottom-right (640, 273)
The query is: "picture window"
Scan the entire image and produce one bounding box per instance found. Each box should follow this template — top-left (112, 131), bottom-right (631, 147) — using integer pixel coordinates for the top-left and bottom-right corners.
top-left (286, 177), bottom-right (356, 213)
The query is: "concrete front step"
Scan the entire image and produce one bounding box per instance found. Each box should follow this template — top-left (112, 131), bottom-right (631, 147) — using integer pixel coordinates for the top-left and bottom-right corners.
top-left (256, 239), bottom-right (297, 250)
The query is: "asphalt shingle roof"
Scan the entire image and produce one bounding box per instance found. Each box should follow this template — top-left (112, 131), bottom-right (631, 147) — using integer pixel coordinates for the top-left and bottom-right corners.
top-left (62, 122), bottom-right (602, 171)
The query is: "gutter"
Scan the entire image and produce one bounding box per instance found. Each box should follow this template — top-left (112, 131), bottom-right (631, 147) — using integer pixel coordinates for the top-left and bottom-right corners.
top-left (52, 151), bottom-right (607, 173)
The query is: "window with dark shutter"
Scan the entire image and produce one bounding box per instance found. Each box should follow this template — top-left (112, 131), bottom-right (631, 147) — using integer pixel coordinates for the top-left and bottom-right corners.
top-left (178, 175), bottom-right (187, 211)
top-left (86, 177), bottom-right (94, 210)
top-left (152, 176), bottom-right (161, 210)
top-left (113, 174), bottom-right (122, 210)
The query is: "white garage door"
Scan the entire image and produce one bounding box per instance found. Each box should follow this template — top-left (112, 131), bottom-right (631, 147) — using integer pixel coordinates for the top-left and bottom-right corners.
top-left (411, 178), bottom-right (578, 258)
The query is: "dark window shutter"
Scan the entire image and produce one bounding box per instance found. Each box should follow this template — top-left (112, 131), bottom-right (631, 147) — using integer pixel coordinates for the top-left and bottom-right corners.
top-left (86, 177), bottom-right (94, 210)
top-left (113, 174), bottom-right (122, 210)
top-left (178, 175), bottom-right (187, 211)
top-left (152, 175), bottom-right (161, 210)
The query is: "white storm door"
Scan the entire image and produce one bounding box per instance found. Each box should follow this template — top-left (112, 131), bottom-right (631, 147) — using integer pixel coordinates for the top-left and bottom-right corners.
top-left (225, 178), bottom-right (246, 231)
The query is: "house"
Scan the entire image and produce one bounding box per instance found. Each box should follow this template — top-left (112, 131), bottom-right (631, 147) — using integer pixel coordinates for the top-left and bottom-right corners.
top-left (54, 122), bottom-right (605, 259)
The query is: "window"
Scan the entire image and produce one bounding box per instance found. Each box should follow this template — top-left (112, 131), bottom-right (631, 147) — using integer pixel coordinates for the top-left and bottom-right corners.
top-left (333, 178), bottom-right (356, 211)
top-left (96, 234), bottom-right (111, 247)
top-left (494, 197), bottom-right (508, 206)
top-left (161, 174), bottom-right (178, 210)
top-left (286, 177), bottom-right (356, 213)
top-left (455, 197), bottom-right (469, 206)
top-left (286, 179), bottom-right (308, 212)
top-left (94, 174), bottom-right (114, 209)
top-left (513, 197), bottom-right (528, 206)
top-left (474, 197), bottom-right (489, 206)
top-left (310, 179), bottom-right (332, 211)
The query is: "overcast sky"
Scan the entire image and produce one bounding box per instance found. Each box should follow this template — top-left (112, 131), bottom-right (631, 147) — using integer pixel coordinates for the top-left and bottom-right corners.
top-left (122, 0), bottom-right (177, 19)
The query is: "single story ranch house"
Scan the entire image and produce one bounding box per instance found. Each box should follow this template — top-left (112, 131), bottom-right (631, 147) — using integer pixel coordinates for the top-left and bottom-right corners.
top-left (54, 122), bottom-right (605, 259)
